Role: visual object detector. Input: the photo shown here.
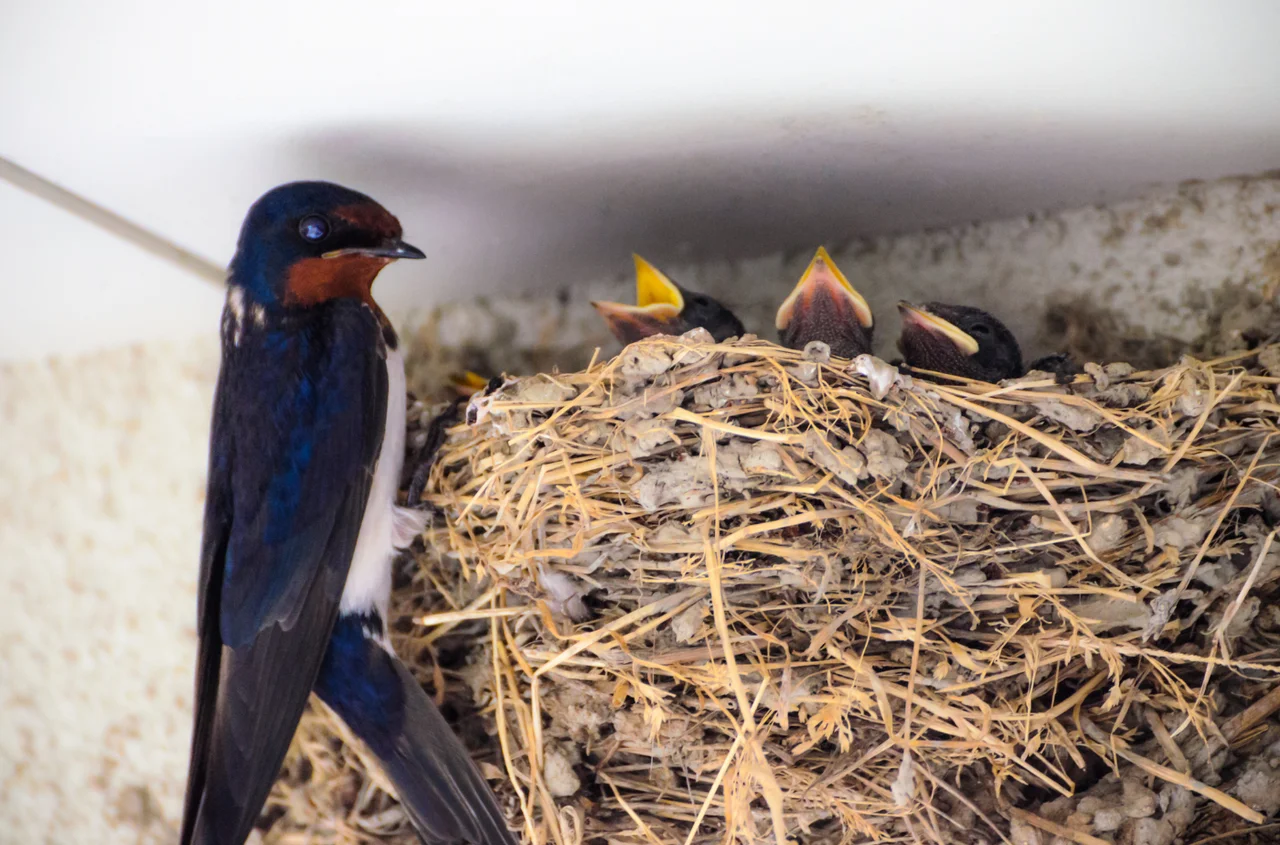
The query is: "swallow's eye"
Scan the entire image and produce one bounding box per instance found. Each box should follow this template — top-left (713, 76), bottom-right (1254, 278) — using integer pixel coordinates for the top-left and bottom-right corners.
top-left (970, 323), bottom-right (991, 337)
top-left (298, 215), bottom-right (330, 242)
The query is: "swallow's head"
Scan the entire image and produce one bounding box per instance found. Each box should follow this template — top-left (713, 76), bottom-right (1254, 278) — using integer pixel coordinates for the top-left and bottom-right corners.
top-left (897, 301), bottom-right (1022, 382)
top-left (776, 247), bottom-right (873, 359)
top-left (230, 181), bottom-right (424, 308)
top-left (592, 254), bottom-right (707, 345)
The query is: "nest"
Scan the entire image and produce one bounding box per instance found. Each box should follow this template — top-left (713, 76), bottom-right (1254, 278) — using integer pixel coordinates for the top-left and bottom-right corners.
top-left (270, 332), bottom-right (1280, 845)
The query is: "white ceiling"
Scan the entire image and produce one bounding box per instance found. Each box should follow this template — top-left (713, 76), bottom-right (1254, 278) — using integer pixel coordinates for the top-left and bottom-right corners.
top-left (3, 0), bottom-right (1280, 360)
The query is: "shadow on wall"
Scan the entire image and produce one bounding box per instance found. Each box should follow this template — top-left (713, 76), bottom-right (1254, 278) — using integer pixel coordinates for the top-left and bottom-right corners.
top-left (290, 106), bottom-right (1280, 312)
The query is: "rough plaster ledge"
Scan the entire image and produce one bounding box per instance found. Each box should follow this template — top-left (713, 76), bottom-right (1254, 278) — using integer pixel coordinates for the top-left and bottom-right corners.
top-left (405, 174), bottom-right (1280, 392)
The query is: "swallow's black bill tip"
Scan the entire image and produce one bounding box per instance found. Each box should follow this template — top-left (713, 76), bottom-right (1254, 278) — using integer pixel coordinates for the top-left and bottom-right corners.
top-left (393, 240), bottom-right (426, 260)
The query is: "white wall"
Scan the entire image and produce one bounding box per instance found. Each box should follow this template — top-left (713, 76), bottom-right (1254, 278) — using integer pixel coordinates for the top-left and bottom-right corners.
top-left (0, 338), bottom-right (217, 844)
top-left (3, 0), bottom-right (1280, 359)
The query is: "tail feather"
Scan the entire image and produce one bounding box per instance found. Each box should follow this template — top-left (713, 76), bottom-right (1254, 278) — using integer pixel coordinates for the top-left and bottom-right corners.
top-left (379, 658), bottom-right (517, 844)
top-left (315, 616), bottom-right (516, 845)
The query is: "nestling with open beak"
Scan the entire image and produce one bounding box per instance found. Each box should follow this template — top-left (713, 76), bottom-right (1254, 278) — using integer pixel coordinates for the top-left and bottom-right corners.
top-left (776, 246), bottom-right (874, 359)
top-left (591, 254), bottom-right (744, 345)
top-left (897, 301), bottom-right (1023, 382)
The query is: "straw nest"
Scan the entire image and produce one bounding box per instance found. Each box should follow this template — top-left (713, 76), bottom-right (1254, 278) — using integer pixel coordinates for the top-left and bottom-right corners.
top-left (270, 332), bottom-right (1280, 845)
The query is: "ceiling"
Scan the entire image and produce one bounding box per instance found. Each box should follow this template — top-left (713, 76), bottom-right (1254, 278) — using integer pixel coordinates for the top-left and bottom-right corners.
top-left (3, 0), bottom-right (1280, 359)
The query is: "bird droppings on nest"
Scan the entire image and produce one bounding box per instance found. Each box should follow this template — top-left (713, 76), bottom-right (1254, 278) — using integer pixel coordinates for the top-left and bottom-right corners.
top-left (271, 329), bottom-right (1280, 845)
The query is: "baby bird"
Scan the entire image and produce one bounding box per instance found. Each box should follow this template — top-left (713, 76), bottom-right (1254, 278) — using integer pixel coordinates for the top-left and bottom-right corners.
top-left (592, 254), bottom-right (744, 344)
top-left (776, 246), bottom-right (873, 359)
top-left (897, 301), bottom-right (1023, 382)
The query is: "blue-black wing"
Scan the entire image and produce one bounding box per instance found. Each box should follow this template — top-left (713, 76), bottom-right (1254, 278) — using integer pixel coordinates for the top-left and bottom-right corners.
top-left (181, 300), bottom-right (388, 845)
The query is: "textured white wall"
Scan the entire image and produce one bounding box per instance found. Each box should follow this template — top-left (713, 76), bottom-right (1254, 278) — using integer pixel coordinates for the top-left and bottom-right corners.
top-left (0, 339), bottom-right (217, 844)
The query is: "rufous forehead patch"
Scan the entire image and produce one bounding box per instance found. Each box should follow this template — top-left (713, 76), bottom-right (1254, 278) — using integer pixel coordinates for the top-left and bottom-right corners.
top-left (330, 202), bottom-right (402, 240)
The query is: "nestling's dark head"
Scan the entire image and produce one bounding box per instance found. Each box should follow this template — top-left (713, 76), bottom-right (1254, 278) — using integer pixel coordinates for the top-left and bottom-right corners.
top-left (677, 288), bottom-right (746, 342)
top-left (229, 181), bottom-right (424, 308)
top-left (591, 254), bottom-right (743, 344)
top-left (897, 301), bottom-right (1023, 382)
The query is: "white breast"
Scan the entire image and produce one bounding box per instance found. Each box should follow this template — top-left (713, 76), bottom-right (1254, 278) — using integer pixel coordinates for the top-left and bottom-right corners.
top-left (340, 346), bottom-right (426, 622)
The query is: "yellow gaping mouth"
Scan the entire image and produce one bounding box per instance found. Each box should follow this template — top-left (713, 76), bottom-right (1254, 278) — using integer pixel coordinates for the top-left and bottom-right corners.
top-left (633, 254), bottom-right (684, 311)
top-left (776, 246), bottom-right (873, 330)
top-left (590, 254), bottom-right (684, 323)
top-left (897, 302), bottom-right (979, 355)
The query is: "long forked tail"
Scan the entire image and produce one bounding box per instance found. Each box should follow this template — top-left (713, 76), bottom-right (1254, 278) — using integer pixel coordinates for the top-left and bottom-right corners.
top-left (314, 617), bottom-right (517, 845)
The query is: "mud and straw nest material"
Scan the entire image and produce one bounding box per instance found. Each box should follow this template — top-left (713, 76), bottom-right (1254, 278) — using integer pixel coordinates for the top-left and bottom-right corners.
top-left (271, 331), bottom-right (1280, 845)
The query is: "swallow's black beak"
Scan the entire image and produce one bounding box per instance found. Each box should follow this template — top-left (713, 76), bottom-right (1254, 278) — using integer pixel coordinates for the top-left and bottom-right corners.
top-left (323, 239), bottom-right (426, 260)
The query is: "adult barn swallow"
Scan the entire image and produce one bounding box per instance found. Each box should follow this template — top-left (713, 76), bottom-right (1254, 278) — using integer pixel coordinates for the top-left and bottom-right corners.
top-left (776, 246), bottom-right (874, 359)
top-left (181, 182), bottom-right (514, 845)
top-left (591, 254), bottom-right (744, 344)
top-left (897, 301), bottom-right (1023, 382)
